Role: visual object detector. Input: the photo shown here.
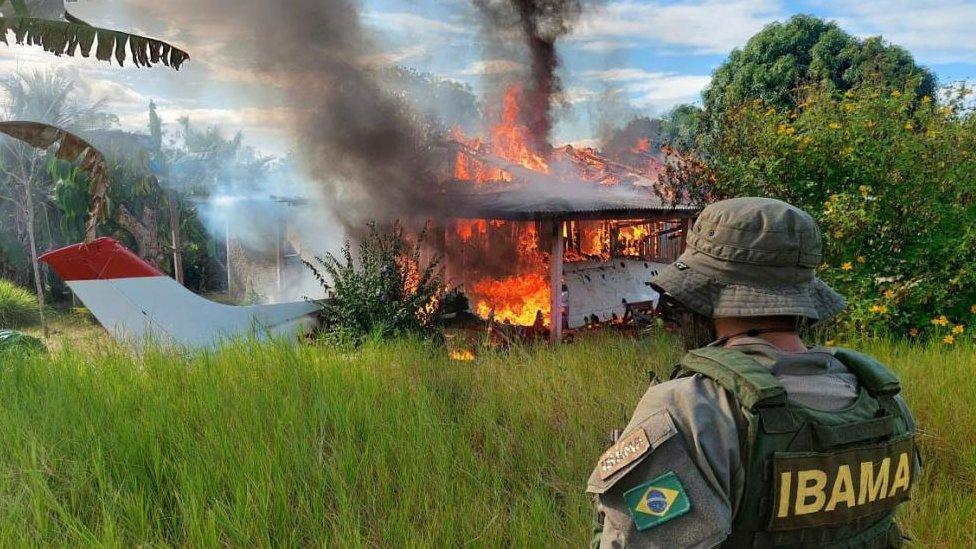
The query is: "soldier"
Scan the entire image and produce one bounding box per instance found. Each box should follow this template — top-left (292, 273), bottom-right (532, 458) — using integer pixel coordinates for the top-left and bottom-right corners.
top-left (588, 198), bottom-right (918, 548)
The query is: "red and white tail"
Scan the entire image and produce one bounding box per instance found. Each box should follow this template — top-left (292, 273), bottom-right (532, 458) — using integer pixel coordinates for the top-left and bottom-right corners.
top-left (40, 238), bottom-right (321, 349)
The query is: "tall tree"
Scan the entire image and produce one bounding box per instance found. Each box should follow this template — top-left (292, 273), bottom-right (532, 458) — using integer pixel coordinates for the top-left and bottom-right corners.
top-left (0, 69), bottom-right (114, 333)
top-left (704, 15), bottom-right (936, 119)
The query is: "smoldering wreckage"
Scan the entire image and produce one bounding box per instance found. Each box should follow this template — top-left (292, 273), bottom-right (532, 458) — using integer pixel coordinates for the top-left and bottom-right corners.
top-left (40, 97), bottom-right (697, 350)
top-left (20, 0), bottom-right (702, 350)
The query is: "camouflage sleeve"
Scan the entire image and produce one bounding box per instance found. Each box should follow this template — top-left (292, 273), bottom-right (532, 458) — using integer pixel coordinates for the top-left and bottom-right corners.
top-left (586, 375), bottom-right (744, 548)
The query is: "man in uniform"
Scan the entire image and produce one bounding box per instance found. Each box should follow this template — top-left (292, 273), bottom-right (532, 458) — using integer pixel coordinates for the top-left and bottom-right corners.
top-left (588, 198), bottom-right (918, 548)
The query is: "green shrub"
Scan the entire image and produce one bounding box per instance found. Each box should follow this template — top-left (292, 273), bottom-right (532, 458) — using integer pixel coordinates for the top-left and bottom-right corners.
top-left (305, 222), bottom-right (447, 345)
top-left (699, 81), bottom-right (976, 339)
top-left (0, 278), bottom-right (39, 329)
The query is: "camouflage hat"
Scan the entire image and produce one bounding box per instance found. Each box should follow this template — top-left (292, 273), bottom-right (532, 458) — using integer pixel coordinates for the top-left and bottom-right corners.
top-left (651, 197), bottom-right (845, 323)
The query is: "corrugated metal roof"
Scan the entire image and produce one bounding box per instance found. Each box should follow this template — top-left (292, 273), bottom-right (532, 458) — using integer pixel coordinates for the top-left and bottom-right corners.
top-left (437, 141), bottom-right (698, 220)
top-left (438, 181), bottom-right (697, 221)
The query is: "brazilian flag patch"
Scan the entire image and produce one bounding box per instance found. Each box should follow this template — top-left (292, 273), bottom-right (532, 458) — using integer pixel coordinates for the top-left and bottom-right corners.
top-left (623, 471), bottom-right (691, 531)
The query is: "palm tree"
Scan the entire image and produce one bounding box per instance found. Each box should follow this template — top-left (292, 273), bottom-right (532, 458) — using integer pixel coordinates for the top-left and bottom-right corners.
top-left (0, 69), bottom-right (115, 334)
top-left (0, 0), bottom-right (189, 69)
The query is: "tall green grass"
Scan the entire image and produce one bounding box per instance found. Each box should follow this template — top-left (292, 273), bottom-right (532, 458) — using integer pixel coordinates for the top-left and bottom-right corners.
top-left (0, 278), bottom-right (39, 328)
top-left (0, 335), bottom-right (970, 546)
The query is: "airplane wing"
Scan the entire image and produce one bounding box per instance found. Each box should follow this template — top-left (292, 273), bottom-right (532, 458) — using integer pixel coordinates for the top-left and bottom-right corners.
top-left (40, 238), bottom-right (321, 349)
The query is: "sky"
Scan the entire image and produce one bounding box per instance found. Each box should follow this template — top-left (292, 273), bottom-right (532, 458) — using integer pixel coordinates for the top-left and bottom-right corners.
top-left (1, 0), bottom-right (975, 155)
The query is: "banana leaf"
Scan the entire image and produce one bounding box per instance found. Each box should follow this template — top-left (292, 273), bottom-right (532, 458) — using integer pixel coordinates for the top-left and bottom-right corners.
top-left (0, 15), bottom-right (189, 69)
top-left (0, 121), bottom-right (111, 243)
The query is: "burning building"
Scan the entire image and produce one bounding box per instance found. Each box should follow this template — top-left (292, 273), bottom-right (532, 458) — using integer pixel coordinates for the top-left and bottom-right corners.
top-left (427, 86), bottom-right (697, 341)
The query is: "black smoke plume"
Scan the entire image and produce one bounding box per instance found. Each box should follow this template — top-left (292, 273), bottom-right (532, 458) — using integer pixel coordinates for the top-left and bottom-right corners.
top-left (158, 0), bottom-right (445, 231)
top-left (473, 0), bottom-right (583, 155)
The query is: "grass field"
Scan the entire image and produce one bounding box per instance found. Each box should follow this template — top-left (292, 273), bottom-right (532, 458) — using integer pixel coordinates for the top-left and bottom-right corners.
top-left (0, 326), bottom-right (973, 546)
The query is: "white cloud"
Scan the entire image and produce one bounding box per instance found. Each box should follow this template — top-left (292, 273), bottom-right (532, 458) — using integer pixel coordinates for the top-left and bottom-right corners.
top-left (575, 40), bottom-right (640, 53)
top-left (581, 68), bottom-right (710, 108)
top-left (362, 11), bottom-right (470, 36)
top-left (360, 45), bottom-right (431, 67)
top-left (822, 1), bottom-right (976, 65)
top-left (571, 0), bottom-right (784, 55)
top-left (456, 59), bottom-right (524, 76)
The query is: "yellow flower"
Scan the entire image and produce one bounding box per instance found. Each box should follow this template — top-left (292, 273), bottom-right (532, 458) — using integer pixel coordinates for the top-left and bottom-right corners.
top-left (834, 230), bottom-right (846, 239)
top-left (952, 325), bottom-right (965, 335)
top-left (908, 328), bottom-right (919, 338)
top-left (870, 304), bottom-right (889, 315)
top-left (857, 256), bottom-right (868, 264)
top-left (922, 95), bottom-right (932, 104)
top-left (829, 122), bottom-right (842, 130)
top-left (858, 185), bottom-right (870, 196)
top-left (931, 315), bottom-right (950, 327)
top-left (841, 261), bottom-right (853, 271)
top-left (891, 90), bottom-right (902, 98)
top-left (904, 121), bottom-right (913, 131)
top-left (883, 289), bottom-right (896, 299)
top-left (943, 335), bottom-right (955, 345)
top-left (777, 124), bottom-right (796, 135)
top-left (865, 120), bottom-right (877, 128)
top-left (970, 304), bottom-right (976, 315)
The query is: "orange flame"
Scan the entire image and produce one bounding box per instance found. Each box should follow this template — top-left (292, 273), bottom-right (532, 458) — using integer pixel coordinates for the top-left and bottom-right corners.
top-left (449, 348), bottom-right (476, 361)
top-left (474, 272), bottom-right (550, 326)
top-left (447, 85), bottom-right (555, 326)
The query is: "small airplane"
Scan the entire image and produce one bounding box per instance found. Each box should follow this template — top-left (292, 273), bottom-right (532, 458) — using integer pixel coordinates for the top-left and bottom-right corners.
top-left (40, 238), bottom-right (322, 349)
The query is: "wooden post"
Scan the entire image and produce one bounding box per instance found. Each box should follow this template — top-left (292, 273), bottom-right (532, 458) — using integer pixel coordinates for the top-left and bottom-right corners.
top-left (225, 216), bottom-right (232, 296)
top-left (275, 214), bottom-right (284, 298)
top-left (170, 190), bottom-right (184, 286)
top-left (550, 219), bottom-right (564, 343)
top-left (23, 166), bottom-right (48, 338)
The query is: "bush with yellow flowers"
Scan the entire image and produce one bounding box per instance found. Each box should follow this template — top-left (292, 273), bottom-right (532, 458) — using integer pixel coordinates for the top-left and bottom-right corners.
top-left (694, 78), bottom-right (976, 338)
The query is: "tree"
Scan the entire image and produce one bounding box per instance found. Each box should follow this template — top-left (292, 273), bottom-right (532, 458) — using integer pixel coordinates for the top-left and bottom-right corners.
top-left (704, 15), bottom-right (936, 120)
top-left (0, 69), bottom-right (115, 333)
top-left (0, 0), bottom-right (189, 69)
top-left (702, 82), bottom-right (976, 337)
top-left (661, 104), bottom-right (704, 153)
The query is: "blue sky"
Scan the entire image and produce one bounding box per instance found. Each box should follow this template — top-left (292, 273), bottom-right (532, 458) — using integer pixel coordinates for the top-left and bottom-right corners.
top-left (2, 0), bottom-right (974, 154)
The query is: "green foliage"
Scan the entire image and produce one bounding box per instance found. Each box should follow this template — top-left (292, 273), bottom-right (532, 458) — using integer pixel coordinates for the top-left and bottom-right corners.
top-left (305, 222), bottom-right (447, 345)
top-left (704, 15), bottom-right (936, 123)
top-left (0, 278), bottom-right (38, 328)
top-left (661, 104), bottom-right (704, 152)
top-left (0, 328), bottom-right (44, 355)
top-left (48, 158), bottom-right (90, 243)
top-left (704, 81), bottom-right (976, 338)
top-left (0, 3), bottom-right (189, 69)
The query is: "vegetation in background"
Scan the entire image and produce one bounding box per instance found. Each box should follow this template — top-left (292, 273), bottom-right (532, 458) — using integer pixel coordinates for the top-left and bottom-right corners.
top-left (704, 15), bottom-right (936, 121)
top-left (0, 334), bottom-right (969, 546)
top-left (305, 222), bottom-right (448, 345)
top-left (0, 278), bottom-right (38, 328)
top-left (700, 81), bottom-right (976, 338)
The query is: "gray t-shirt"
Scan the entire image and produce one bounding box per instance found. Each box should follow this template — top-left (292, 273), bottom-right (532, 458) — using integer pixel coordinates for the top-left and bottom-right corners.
top-left (587, 339), bottom-right (877, 548)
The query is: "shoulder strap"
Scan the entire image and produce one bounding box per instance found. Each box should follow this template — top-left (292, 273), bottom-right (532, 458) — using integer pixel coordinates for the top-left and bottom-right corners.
top-left (678, 347), bottom-right (787, 411)
top-left (829, 347), bottom-right (901, 396)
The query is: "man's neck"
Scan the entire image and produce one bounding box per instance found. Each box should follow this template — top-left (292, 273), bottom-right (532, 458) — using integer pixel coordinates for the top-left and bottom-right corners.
top-left (714, 317), bottom-right (807, 352)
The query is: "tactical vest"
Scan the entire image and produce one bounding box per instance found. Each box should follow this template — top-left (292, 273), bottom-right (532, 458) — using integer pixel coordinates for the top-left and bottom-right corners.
top-left (675, 347), bottom-right (916, 548)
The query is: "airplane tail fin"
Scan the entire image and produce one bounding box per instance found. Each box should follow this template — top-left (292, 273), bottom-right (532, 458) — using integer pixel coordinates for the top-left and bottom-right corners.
top-left (40, 238), bottom-right (321, 349)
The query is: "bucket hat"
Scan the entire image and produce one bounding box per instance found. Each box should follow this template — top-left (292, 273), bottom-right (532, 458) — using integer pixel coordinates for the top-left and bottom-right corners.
top-left (651, 197), bottom-right (845, 323)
